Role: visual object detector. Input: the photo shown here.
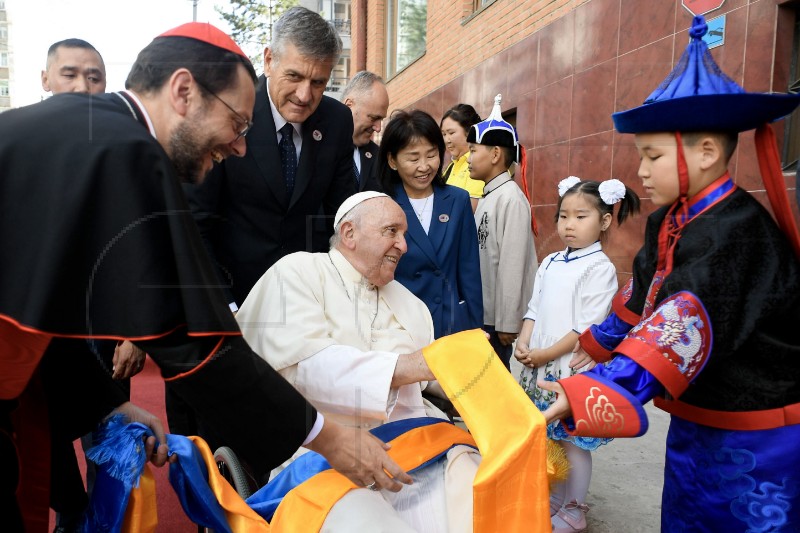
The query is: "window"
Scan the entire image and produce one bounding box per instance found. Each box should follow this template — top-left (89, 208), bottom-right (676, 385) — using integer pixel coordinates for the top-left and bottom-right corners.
top-left (326, 55), bottom-right (351, 95)
top-left (0, 52), bottom-right (7, 67)
top-left (0, 24), bottom-right (7, 41)
top-left (782, 7), bottom-right (800, 172)
top-left (0, 80), bottom-right (8, 97)
top-left (473, 0), bottom-right (496, 10)
top-left (386, 0), bottom-right (426, 77)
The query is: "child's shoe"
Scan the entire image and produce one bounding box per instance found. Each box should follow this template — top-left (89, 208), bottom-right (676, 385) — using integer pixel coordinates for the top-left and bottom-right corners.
top-left (551, 500), bottom-right (589, 532)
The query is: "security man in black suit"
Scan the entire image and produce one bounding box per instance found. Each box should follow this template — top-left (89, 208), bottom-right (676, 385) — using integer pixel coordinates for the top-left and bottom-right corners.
top-left (341, 71), bottom-right (389, 193)
top-left (188, 7), bottom-right (357, 309)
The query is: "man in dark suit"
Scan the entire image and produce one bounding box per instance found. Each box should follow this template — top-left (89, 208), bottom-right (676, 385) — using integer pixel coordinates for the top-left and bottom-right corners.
top-left (341, 71), bottom-right (389, 192)
top-left (188, 7), bottom-right (356, 309)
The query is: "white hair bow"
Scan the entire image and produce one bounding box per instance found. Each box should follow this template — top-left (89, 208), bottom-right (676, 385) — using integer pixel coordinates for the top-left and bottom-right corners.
top-left (599, 179), bottom-right (626, 205)
top-left (558, 176), bottom-right (581, 197)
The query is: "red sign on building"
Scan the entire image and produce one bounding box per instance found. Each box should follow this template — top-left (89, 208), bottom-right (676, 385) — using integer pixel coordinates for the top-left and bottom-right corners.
top-left (682, 0), bottom-right (725, 16)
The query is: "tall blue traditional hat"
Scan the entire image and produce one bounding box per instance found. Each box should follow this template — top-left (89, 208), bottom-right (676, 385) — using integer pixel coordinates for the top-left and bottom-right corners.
top-left (467, 94), bottom-right (521, 162)
top-left (612, 15), bottom-right (800, 258)
top-left (612, 16), bottom-right (800, 133)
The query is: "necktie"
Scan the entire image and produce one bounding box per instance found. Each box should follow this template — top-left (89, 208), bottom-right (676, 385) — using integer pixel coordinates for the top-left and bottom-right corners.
top-left (353, 154), bottom-right (361, 188)
top-left (279, 123), bottom-right (297, 199)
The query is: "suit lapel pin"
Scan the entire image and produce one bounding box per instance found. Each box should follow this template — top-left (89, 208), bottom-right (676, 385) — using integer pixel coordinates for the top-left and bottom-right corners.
top-left (439, 214), bottom-right (450, 222)
top-left (365, 151), bottom-right (372, 158)
top-left (313, 130), bottom-right (322, 141)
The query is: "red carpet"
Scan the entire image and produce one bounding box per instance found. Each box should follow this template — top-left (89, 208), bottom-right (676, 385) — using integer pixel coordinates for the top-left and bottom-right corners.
top-left (50, 356), bottom-right (196, 531)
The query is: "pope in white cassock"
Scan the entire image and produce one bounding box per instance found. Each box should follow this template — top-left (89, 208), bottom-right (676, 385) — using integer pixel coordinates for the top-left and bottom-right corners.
top-left (236, 191), bottom-right (481, 533)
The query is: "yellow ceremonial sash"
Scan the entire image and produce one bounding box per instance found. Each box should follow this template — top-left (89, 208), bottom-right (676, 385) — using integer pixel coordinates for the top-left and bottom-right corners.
top-left (425, 329), bottom-right (551, 532)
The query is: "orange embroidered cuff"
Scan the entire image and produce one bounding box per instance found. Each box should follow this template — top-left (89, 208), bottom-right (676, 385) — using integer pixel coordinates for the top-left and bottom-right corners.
top-left (558, 373), bottom-right (648, 438)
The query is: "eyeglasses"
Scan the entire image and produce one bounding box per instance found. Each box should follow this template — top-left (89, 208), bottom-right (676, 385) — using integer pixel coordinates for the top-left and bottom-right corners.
top-left (195, 79), bottom-right (253, 141)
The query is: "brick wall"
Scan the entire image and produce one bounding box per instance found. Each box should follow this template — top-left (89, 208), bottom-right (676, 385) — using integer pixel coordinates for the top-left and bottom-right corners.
top-left (364, 0), bottom-right (587, 110)
top-left (354, 0), bottom-right (799, 279)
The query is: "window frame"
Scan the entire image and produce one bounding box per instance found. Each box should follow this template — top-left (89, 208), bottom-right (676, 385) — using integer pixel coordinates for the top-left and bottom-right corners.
top-left (385, 0), bottom-right (427, 79)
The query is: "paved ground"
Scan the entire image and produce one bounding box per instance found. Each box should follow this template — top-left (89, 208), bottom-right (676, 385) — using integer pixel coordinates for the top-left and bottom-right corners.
top-left (509, 358), bottom-right (667, 532)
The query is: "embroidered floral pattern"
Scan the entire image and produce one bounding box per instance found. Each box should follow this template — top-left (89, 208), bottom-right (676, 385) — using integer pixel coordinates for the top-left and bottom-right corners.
top-left (629, 293), bottom-right (711, 382)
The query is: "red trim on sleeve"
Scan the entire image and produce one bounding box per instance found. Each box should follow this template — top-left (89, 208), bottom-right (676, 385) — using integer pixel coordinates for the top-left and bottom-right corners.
top-left (578, 328), bottom-right (612, 363)
top-left (611, 278), bottom-right (640, 326)
top-left (616, 291), bottom-right (712, 399)
top-left (559, 374), bottom-right (645, 438)
top-left (0, 312), bottom-right (240, 342)
top-left (163, 336), bottom-right (226, 382)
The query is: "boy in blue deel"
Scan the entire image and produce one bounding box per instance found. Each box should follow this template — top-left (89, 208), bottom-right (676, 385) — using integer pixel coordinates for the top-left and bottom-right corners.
top-left (540, 16), bottom-right (800, 531)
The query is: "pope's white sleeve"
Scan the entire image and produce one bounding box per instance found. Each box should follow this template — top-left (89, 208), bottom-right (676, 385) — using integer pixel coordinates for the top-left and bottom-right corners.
top-left (295, 345), bottom-right (401, 421)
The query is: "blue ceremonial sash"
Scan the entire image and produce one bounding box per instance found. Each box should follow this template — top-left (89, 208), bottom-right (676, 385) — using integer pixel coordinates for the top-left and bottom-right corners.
top-left (82, 415), bottom-right (234, 532)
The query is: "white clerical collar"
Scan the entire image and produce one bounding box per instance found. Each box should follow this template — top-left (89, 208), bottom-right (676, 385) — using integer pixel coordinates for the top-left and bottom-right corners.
top-left (329, 248), bottom-right (376, 292)
top-left (120, 90), bottom-right (157, 138)
top-left (266, 77), bottom-right (301, 136)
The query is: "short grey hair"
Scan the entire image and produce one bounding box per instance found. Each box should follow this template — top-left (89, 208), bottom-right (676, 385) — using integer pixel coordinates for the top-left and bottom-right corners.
top-left (341, 71), bottom-right (384, 101)
top-left (272, 6), bottom-right (342, 63)
top-left (329, 203), bottom-right (369, 250)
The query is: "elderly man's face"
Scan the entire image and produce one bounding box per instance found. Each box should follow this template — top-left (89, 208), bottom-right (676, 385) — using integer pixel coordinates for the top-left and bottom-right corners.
top-left (352, 198), bottom-right (408, 287)
top-left (264, 42), bottom-right (334, 124)
top-left (41, 46), bottom-right (106, 94)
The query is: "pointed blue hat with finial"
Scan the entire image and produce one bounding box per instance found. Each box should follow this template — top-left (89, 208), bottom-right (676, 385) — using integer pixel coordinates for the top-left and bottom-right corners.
top-left (612, 15), bottom-right (800, 133)
top-left (467, 94), bottom-right (520, 162)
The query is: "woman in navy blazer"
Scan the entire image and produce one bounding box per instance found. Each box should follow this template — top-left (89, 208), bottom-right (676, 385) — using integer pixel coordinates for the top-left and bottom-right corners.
top-left (378, 110), bottom-right (483, 338)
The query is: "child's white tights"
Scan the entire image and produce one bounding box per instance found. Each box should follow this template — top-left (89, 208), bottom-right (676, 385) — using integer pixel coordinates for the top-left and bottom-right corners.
top-left (550, 441), bottom-right (592, 525)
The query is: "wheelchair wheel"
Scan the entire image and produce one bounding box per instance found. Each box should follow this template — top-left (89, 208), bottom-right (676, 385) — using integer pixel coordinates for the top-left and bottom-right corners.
top-left (214, 446), bottom-right (258, 499)
top-left (198, 446), bottom-right (258, 533)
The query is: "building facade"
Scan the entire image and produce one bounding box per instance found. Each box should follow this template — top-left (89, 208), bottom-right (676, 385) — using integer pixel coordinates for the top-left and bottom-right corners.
top-left (351, 0), bottom-right (800, 279)
top-left (0, 0), bottom-right (10, 112)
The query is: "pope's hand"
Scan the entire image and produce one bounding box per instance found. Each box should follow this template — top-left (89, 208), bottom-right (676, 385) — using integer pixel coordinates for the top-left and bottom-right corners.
top-left (306, 420), bottom-right (413, 492)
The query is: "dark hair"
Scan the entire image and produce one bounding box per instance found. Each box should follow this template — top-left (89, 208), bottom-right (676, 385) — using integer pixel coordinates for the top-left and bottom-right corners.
top-left (46, 38), bottom-right (104, 68)
top-left (125, 36), bottom-right (257, 95)
top-left (555, 179), bottom-right (641, 226)
top-left (378, 110), bottom-right (447, 194)
top-left (682, 131), bottom-right (739, 164)
top-left (440, 103), bottom-right (481, 133)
